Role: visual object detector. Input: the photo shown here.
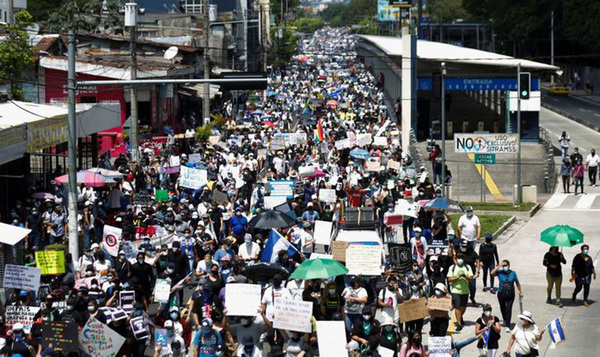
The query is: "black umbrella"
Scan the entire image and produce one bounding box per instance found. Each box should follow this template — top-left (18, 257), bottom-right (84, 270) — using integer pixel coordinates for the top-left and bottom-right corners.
top-left (242, 262), bottom-right (290, 282)
top-left (249, 210), bottom-right (296, 229)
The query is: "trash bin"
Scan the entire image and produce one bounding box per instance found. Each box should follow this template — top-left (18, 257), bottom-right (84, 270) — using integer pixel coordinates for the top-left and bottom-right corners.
top-left (522, 185), bottom-right (537, 203)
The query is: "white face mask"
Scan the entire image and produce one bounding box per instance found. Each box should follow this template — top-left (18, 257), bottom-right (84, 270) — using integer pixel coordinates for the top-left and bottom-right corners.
top-left (484, 311), bottom-right (491, 317)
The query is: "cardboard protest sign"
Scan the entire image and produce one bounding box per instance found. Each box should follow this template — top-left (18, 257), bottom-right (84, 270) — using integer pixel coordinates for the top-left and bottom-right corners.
top-left (398, 298), bottom-right (429, 322)
top-left (155, 329), bottom-right (168, 346)
top-left (345, 245), bottom-right (382, 276)
top-left (102, 225), bottom-right (122, 257)
top-left (41, 321), bottom-right (79, 353)
top-left (79, 317), bottom-right (126, 357)
top-left (129, 316), bottom-right (150, 340)
top-left (428, 336), bottom-right (452, 357)
top-left (225, 284), bottom-right (262, 316)
top-left (388, 243), bottom-right (412, 273)
top-left (365, 159), bottom-right (381, 172)
top-left (273, 298), bottom-right (313, 333)
top-left (119, 290), bottom-right (136, 315)
top-left (6, 306), bottom-right (41, 334)
top-left (154, 279), bottom-right (171, 303)
top-left (313, 220), bottom-right (333, 246)
top-left (180, 166), bottom-right (208, 189)
top-left (332, 241), bottom-right (349, 262)
top-left (154, 190), bottom-right (169, 202)
top-left (427, 298), bottom-right (452, 311)
top-left (387, 159), bottom-right (401, 171)
top-left (35, 250), bottom-right (65, 275)
top-left (318, 188), bottom-right (337, 203)
top-left (211, 190), bottom-right (229, 204)
top-left (316, 321), bottom-right (347, 356)
top-left (3, 264), bottom-right (41, 292)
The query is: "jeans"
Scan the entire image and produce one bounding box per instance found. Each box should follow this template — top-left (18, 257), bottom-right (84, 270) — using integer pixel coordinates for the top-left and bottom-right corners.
top-left (589, 166), bottom-right (598, 185)
top-left (469, 277), bottom-right (477, 302)
top-left (561, 147), bottom-right (568, 159)
top-left (562, 175), bottom-right (570, 193)
top-left (345, 313), bottom-right (361, 333)
top-left (429, 317), bottom-right (449, 336)
top-left (453, 335), bottom-right (479, 357)
top-left (482, 261), bottom-right (495, 288)
top-left (574, 176), bottom-right (584, 194)
top-left (497, 293), bottom-right (515, 326)
top-left (573, 275), bottom-right (591, 301)
top-left (546, 273), bottom-right (562, 300)
top-left (402, 218), bottom-right (414, 243)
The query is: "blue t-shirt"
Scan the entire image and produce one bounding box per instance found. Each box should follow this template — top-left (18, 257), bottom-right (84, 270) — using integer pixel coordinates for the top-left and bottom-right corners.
top-left (497, 270), bottom-right (518, 295)
top-left (231, 215), bottom-right (248, 235)
top-left (194, 329), bottom-right (222, 357)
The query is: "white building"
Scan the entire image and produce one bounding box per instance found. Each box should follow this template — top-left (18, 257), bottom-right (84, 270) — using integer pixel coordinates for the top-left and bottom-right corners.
top-left (0, 0), bottom-right (27, 23)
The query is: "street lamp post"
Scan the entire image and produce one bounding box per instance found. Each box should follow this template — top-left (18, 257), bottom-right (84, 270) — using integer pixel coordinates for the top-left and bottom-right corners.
top-left (441, 62), bottom-right (447, 197)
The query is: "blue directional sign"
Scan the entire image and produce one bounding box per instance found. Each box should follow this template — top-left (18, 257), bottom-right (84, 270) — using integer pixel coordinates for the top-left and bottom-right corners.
top-left (418, 78), bottom-right (540, 91)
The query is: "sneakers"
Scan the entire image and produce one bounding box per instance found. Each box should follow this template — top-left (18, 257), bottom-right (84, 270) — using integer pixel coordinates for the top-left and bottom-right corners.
top-left (546, 297), bottom-right (552, 304)
top-left (556, 300), bottom-right (563, 308)
top-left (456, 324), bottom-right (463, 331)
top-left (483, 287), bottom-right (489, 292)
top-left (490, 288), bottom-right (497, 294)
top-left (505, 326), bottom-right (511, 333)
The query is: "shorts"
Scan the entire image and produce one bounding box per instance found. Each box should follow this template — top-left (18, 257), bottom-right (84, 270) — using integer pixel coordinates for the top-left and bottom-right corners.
top-left (452, 293), bottom-right (468, 308)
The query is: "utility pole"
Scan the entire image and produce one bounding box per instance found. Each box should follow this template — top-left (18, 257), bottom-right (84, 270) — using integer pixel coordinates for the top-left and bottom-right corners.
top-left (516, 63), bottom-right (522, 204)
top-left (125, 3), bottom-right (139, 161)
top-left (441, 62), bottom-right (446, 197)
top-left (203, 0), bottom-right (211, 126)
top-left (7, 0), bottom-right (13, 24)
top-left (550, 11), bottom-right (554, 84)
top-left (67, 29), bottom-right (79, 261)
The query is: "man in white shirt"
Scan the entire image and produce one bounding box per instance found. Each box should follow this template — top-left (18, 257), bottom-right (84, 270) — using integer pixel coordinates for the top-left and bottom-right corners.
top-left (376, 275), bottom-right (403, 324)
top-left (239, 234), bottom-right (261, 264)
top-left (586, 148), bottom-right (599, 186)
top-left (261, 274), bottom-right (292, 322)
top-left (457, 206), bottom-right (480, 250)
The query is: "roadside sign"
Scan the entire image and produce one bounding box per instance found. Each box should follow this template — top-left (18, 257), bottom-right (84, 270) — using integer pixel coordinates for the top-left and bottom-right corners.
top-left (454, 133), bottom-right (518, 154)
top-left (474, 153), bottom-right (496, 165)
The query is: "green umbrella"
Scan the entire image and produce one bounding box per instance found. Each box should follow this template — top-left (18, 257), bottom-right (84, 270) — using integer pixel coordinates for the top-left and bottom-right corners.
top-left (289, 258), bottom-right (349, 280)
top-left (540, 225), bottom-right (584, 247)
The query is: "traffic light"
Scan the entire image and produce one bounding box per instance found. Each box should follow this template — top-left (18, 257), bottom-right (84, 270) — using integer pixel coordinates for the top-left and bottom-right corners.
top-left (519, 72), bottom-right (531, 100)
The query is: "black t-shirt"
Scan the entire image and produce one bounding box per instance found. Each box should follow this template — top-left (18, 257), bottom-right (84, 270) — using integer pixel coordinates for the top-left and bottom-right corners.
top-left (476, 316), bottom-right (501, 349)
top-left (463, 248), bottom-right (479, 272)
top-left (572, 253), bottom-right (594, 278)
top-left (352, 320), bottom-right (381, 340)
top-left (543, 252), bottom-right (566, 277)
top-left (479, 243), bottom-right (498, 264)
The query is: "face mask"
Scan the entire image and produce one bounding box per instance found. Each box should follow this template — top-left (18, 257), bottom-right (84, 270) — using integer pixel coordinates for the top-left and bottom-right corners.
top-left (484, 311), bottom-right (491, 317)
top-left (387, 285), bottom-right (395, 291)
top-left (241, 318), bottom-right (251, 326)
top-left (167, 330), bottom-right (174, 337)
top-left (91, 284), bottom-right (98, 289)
top-left (384, 325), bottom-right (394, 333)
top-left (460, 246), bottom-right (467, 252)
top-left (412, 266), bottom-right (418, 272)
top-left (503, 266), bottom-right (509, 272)
top-left (434, 290), bottom-right (441, 296)
top-left (42, 317), bottom-right (50, 322)
top-left (362, 314), bottom-right (371, 321)
top-left (211, 270), bottom-right (218, 275)
top-left (583, 250), bottom-right (589, 255)
top-left (415, 232), bottom-right (421, 237)
top-left (467, 212), bottom-right (473, 218)
top-left (245, 240), bottom-right (252, 245)
top-left (166, 268), bottom-right (174, 274)
top-left (236, 212), bottom-right (242, 216)
top-left (88, 306), bottom-right (96, 312)
top-left (170, 313), bottom-right (179, 320)
top-left (135, 310), bottom-right (143, 317)
top-left (137, 258), bottom-right (144, 264)
top-left (411, 285), bottom-right (418, 292)
top-left (244, 345), bottom-right (254, 353)
top-left (328, 289), bottom-right (336, 295)
top-left (457, 259), bottom-right (464, 266)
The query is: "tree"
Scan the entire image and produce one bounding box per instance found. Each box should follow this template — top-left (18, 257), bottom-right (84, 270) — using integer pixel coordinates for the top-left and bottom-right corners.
top-left (0, 11), bottom-right (35, 100)
top-left (42, 0), bottom-right (124, 34)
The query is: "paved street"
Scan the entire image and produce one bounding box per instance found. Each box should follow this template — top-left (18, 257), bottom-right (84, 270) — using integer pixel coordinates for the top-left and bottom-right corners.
top-left (542, 87), bottom-right (600, 128)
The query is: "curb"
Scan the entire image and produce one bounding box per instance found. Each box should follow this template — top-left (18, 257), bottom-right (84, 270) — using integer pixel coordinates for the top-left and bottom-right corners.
top-left (529, 203), bottom-right (541, 217)
top-left (541, 102), bottom-right (600, 132)
top-left (492, 215), bottom-right (516, 239)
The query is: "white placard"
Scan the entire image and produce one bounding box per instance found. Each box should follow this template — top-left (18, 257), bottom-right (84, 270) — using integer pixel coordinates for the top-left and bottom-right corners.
top-left (264, 196), bottom-right (288, 209)
top-left (428, 336), bottom-right (452, 357)
top-left (318, 188), bottom-right (336, 203)
top-left (378, 346), bottom-right (396, 357)
top-left (373, 136), bottom-right (388, 146)
top-left (313, 220), bottom-right (333, 246)
top-left (335, 139), bottom-right (351, 150)
top-left (345, 245), bottom-right (382, 276)
top-left (365, 159), bottom-right (381, 172)
top-left (102, 225), bottom-right (122, 257)
top-left (225, 284), bottom-right (262, 316)
top-left (6, 306), bottom-right (40, 334)
top-left (153, 279), bottom-right (171, 303)
top-left (454, 133), bottom-right (519, 154)
top-left (180, 166), bottom-right (208, 189)
top-left (316, 321), bottom-right (347, 356)
top-left (299, 166), bottom-right (316, 177)
top-left (188, 153), bottom-right (202, 163)
top-left (309, 253), bottom-right (333, 260)
top-left (273, 298), bottom-right (313, 333)
top-left (169, 155), bottom-right (180, 167)
top-left (387, 159), bottom-right (401, 171)
top-left (79, 317), bottom-right (126, 357)
top-left (356, 133), bottom-right (372, 147)
top-left (3, 264), bottom-right (41, 292)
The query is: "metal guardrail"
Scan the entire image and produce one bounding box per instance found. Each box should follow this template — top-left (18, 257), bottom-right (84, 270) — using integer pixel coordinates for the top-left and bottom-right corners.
top-left (539, 127), bottom-right (557, 193)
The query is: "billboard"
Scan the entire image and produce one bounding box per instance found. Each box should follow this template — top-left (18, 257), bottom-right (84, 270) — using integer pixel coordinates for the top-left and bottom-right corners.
top-left (378, 0), bottom-right (400, 21)
top-left (454, 133), bottom-right (519, 154)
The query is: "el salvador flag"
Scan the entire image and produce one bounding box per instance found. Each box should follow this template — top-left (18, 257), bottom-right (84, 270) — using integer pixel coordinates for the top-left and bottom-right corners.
top-left (547, 317), bottom-right (566, 345)
top-left (261, 229), bottom-right (298, 263)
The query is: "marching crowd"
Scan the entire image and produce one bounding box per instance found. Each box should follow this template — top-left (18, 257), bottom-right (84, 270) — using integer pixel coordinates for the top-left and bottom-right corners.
top-left (1, 27), bottom-right (594, 357)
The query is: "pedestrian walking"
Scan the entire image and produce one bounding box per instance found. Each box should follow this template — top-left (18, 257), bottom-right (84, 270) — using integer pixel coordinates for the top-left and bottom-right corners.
top-left (447, 252), bottom-right (474, 331)
top-left (571, 158), bottom-right (585, 195)
top-left (479, 233), bottom-right (500, 293)
top-left (491, 260), bottom-right (523, 332)
top-left (504, 311), bottom-right (544, 357)
top-left (558, 131), bottom-right (570, 159)
top-left (543, 246), bottom-right (566, 307)
top-left (585, 148), bottom-right (599, 186)
top-left (560, 157), bottom-right (572, 193)
top-left (457, 206), bottom-right (481, 250)
top-left (475, 304), bottom-right (501, 357)
top-left (571, 244), bottom-right (597, 307)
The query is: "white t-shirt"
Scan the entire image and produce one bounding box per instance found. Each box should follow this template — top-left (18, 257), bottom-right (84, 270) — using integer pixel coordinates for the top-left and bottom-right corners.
top-left (378, 287), bottom-right (403, 323)
top-left (93, 260), bottom-right (111, 275)
top-left (239, 242), bottom-right (261, 262)
top-left (586, 154), bottom-right (600, 167)
top-left (261, 286), bottom-right (292, 321)
top-left (342, 287), bottom-right (368, 314)
top-left (511, 324), bottom-right (540, 355)
top-left (458, 215), bottom-right (480, 242)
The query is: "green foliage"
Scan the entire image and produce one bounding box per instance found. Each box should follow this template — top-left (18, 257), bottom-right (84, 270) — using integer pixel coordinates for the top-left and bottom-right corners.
top-left (0, 11), bottom-right (35, 101)
top-left (427, 0), bottom-right (471, 24)
top-left (42, 0), bottom-right (124, 34)
top-left (269, 27), bottom-right (299, 67)
top-left (195, 123), bottom-right (215, 142)
top-left (291, 17), bottom-right (324, 34)
top-left (211, 113), bottom-right (227, 129)
top-left (320, 0), bottom-right (377, 27)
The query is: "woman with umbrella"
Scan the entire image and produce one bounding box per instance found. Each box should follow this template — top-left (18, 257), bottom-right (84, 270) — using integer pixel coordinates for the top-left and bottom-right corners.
top-left (320, 281), bottom-right (345, 321)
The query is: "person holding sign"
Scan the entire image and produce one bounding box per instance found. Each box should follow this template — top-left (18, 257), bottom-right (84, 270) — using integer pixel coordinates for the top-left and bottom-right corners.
top-left (351, 306), bottom-right (381, 352)
top-left (428, 283), bottom-right (452, 337)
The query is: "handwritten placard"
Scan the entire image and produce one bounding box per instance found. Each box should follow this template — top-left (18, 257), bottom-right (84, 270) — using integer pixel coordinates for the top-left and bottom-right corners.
top-left (428, 336), bottom-right (452, 357)
top-left (3, 264), bottom-right (41, 292)
top-left (273, 298), bottom-right (313, 333)
top-left (387, 159), bottom-right (401, 171)
top-left (153, 279), bottom-right (171, 303)
top-left (79, 317), bottom-right (126, 357)
top-left (398, 298), bottom-right (429, 322)
top-left (318, 188), bottom-right (337, 203)
top-left (225, 284), bottom-right (262, 316)
top-left (180, 166), bottom-right (208, 189)
top-left (332, 241), bottom-right (349, 262)
top-left (356, 133), bottom-right (372, 147)
top-left (6, 306), bottom-right (40, 334)
top-left (365, 159), bottom-right (381, 172)
top-left (41, 321), bottom-right (78, 353)
top-left (35, 250), bottom-right (65, 275)
top-left (345, 245), bottom-right (382, 276)
top-left (427, 298), bottom-right (452, 311)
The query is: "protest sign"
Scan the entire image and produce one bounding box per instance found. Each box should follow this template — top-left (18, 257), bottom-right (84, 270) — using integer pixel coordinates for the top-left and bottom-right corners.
top-left (98, 307), bottom-right (128, 324)
top-left (387, 159), bottom-right (401, 171)
top-left (384, 214), bottom-right (403, 226)
top-left (335, 138), bottom-right (350, 150)
top-left (209, 135), bottom-right (221, 146)
top-left (268, 180), bottom-right (294, 198)
top-left (119, 290), bottom-right (136, 315)
top-left (388, 243), bottom-right (412, 273)
top-left (51, 301), bottom-right (68, 315)
top-left (129, 316), bottom-right (150, 340)
top-left (270, 137), bottom-right (286, 150)
top-left (398, 298), bottom-right (429, 322)
top-left (180, 166), bottom-right (208, 189)
top-left (225, 284), bottom-right (262, 316)
top-left (79, 317), bottom-right (126, 357)
top-left (377, 346), bottom-right (396, 357)
top-left (345, 245), bottom-right (382, 276)
top-left (169, 155), bottom-right (180, 167)
top-left (365, 159), bottom-right (381, 172)
top-left (42, 321), bottom-right (78, 353)
top-left (154, 279), bottom-right (171, 303)
top-left (316, 321), bottom-right (347, 356)
top-left (313, 220), bottom-right (333, 246)
top-left (3, 264), bottom-right (41, 292)
top-left (298, 166), bottom-right (316, 177)
top-left (273, 298), bottom-right (313, 333)
top-left (211, 190), bottom-right (228, 204)
top-left (155, 329), bottom-right (168, 346)
top-left (188, 153), bottom-right (202, 163)
top-left (6, 306), bottom-right (40, 333)
top-left (428, 239), bottom-right (450, 256)
top-left (427, 298), bottom-right (452, 311)
top-left (35, 250), bottom-right (65, 275)
top-left (373, 136), bottom-right (388, 146)
top-left (134, 190), bottom-right (153, 206)
top-left (257, 148), bottom-right (267, 160)
top-left (264, 196), bottom-right (288, 209)
top-left (102, 225), bottom-right (122, 257)
top-left (75, 276), bottom-right (101, 290)
top-left (332, 241), bottom-right (349, 262)
top-left (428, 336), bottom-right (452, 357)
top-left (318, 188), bottom-right (336, 203)
top-left (309, 253), bottom-right (333, 260)
top-left (356, 133), bottom-right (372, 147)
top-left (154, 189), bottom-right (169, 202)
top-left (294, 181), bottom-right (305, 196)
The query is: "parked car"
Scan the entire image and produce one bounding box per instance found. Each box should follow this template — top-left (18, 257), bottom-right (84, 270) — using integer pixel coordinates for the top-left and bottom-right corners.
top-left (548, 83), bottom-right (570, 96)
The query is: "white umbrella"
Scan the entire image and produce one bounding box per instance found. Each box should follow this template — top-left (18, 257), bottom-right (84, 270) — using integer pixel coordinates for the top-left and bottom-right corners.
top-left (394, 199), bottom-right (419, 218)
top-left (86, 167), bottom-right (124, 178)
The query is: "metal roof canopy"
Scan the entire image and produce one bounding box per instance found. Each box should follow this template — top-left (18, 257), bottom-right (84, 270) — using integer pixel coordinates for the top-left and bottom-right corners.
top-left (358, 35), bottom-right (560, 76)
top-left (76, 78), bottom-right (268, 88)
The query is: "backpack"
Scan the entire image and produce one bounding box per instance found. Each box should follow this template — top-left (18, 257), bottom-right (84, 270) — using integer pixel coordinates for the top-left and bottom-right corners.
top-left (500, 273), bottom-right (515, 298)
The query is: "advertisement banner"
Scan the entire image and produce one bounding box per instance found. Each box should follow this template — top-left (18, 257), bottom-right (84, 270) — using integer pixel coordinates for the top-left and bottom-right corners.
top-left (454, 133), bottom-right (519, 154)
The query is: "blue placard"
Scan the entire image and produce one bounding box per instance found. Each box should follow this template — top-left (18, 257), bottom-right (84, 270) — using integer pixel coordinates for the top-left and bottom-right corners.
top-left (418, 78), bottom-right (540, 91)
top-left (268, 180), bottom-right (294, 198)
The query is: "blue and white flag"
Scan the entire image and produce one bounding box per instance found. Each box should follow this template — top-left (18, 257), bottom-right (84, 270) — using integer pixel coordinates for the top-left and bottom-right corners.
top-left (547, 317), bottom-right (566, 345)
top-left (260, 229), bottom-right (298, 263)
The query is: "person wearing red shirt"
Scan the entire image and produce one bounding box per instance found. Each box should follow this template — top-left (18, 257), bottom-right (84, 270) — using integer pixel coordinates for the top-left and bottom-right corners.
top-left (346, 184), bottom-right (364, 207)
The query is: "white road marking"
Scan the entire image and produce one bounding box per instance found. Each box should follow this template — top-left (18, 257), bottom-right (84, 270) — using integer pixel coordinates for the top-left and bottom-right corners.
top-left (544, 193), bottom-right (568, 209)
top-left (574, 194), bottom-right (597, 209)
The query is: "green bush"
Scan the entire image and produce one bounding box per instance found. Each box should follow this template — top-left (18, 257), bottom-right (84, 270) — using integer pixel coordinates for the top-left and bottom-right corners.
top-left (195, 123), bottom-right (215, 142)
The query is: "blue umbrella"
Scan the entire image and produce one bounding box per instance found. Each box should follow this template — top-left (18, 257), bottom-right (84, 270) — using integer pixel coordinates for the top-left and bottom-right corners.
top-left (275, 93), bottom-right (287, 100)
top-left (266, 91), bottom-right (277, 96)
top-left (350, 148), bottom-right (370, 160)
top-left (421, 197), bottom-right (464, 212)
top-left (250, 110), bottom-right (263, 116)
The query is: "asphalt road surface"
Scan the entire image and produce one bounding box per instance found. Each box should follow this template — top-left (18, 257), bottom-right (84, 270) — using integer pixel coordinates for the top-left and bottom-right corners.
top-left (541, 88), bottom-right (600, 128)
